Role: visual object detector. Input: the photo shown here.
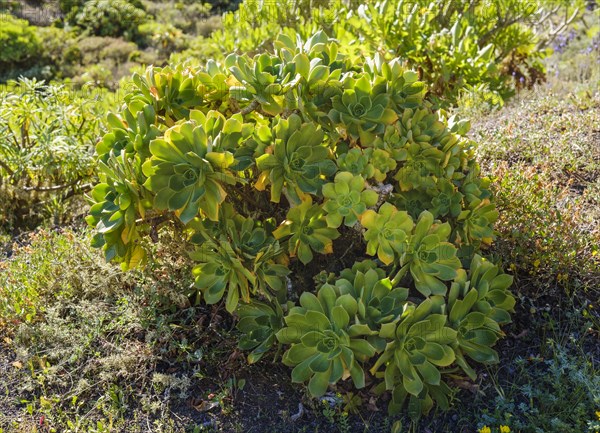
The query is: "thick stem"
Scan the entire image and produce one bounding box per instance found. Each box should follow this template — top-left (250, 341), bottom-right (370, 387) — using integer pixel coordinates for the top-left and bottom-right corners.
top-left (239, 100), bottom-right (260, 115)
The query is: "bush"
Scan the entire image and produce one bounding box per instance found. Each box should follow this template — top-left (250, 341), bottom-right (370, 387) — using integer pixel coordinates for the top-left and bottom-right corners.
top-left (174, 0), bottom-right (583, 107)
top-left (87, 32), bottom-right (515, 419)
top-left (0, 78), bottom-right (113, 229)
top-left (56, 36), bottom-right (148, 88)
top-left (75, 36), bottom-right (138, 64)
top-left (137, 22), bottom-right (189, 55)
top-left (71, 0), bottom-right (147, 40)
top-left (26, 26), bottom-right (84, 81)
top-left (144, 0), bottom-right (212, 34)
top-left (0, 15), bottom-right (41, 77)
top-left (343, 0), bottom-right (551, 107)
top-left (477, 338), bottom-right (600, 433)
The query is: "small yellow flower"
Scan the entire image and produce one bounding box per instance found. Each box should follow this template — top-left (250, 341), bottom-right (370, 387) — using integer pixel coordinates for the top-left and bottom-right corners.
top-left (596, 410), bottom-right (600, 420)
top-left (479, 427), bottom-right (491, 433)
top-left (500, 426), bottom-right (511, 433)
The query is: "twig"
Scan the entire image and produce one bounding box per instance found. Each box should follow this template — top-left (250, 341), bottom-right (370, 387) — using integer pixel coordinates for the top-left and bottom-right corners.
top-left (20, 179), bottom-right (82, 192)
top-left (135, 213), bottom-right (170, 226)
top-left (61, 183), bottom-right (92, 201)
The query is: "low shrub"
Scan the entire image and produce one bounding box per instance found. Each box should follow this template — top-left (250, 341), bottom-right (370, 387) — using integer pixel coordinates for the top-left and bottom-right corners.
top-left (0, 15), bottom-right (41, 79)
top-left (144, 0), bottom-right (212, 34)
top-left (137, 22), bottom-right (189, 55)
top-left (477, 335), bottom-right (600, 433)
top-left (71, 0), bottom-right (148, 40)
top-left (173, 0), bottom-right (584, 107)
top-left (87, 32), bottom-right (515, 419)
top-left (75, 36), bottom-right (138, 64)
top-left (0, 78), bottom-right (113, 229)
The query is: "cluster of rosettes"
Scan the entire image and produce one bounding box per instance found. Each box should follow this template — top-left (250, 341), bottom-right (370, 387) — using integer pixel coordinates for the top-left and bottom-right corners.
top-left (87, 31), bottom-right (514, 418)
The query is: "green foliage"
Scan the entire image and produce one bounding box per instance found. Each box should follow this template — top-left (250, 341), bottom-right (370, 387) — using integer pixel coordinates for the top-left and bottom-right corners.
top-left (371, 298), bottom-right (457, 417)
top-left (0, 78), bottom-right (112, 229)
top-left (173, 0), bottom-right (582, 107)
top-left (322, 172), bottom-right (378, 228)
top-left (0, 15), bottom-right (41, 75)
top-left (87, 31), bottom-right (513, 418)
top-left (72, 0), bottom-right (147, 40)
top-left (276, 285), bottom-right (377, 397)
top-left (394, 211), bottom-right (462, 297)
top-left (478, 338), bottom-right (600, 433)
top-left (471, 77), bottom-right (600, 291)
top-left (334, 261), bottom-right (407, 326)
top-left (255, 114), bottom-right (336, 204)
top-left (190, 208), bottom-right (289, 312)
top-left (329, 74), bottom-right (398, 144)
top-left (448, 255), bottom-right (515, 379)
top-left (361, 203), bottom-right (414, 266)
top-left (137, 22), bottom-right (188, 54)
top-left (142, 114), bottom-right (237, 223)
top-left (273, 197), bottom-right (340, 265)
top-left (0, 228), bottom-right (128, 328)
top-left (237, 300), bottom-right (286, 363)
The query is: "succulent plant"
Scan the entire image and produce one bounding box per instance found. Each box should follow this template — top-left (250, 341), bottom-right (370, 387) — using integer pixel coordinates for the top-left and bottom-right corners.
top-left (226, 52), bottom-right (290, 116)
top-left (390, 190), bottom-right (432, 220)
top-left (276, 285), bottom-right (378, 397)
top-left (87, 31), bottom-right (514, 418)
top-left (371, 298), bottom-right (456, 399)
top-left (273, 198), bottom-right (340, 265)
top-left (322, 172), bottom-right (378, 228)
top-left (394, 142), bottom-right (445, 192)
top-left (190, 213), bottom-right (289, 312)
top-left (255, 114), bottom-right (337, 205)
top-left (87, 152), bottom-right (149, 269)
top-left (142, 118), bottom-right (237, 223)
top-left (335, 148), bottom-right (376, 179)
top-left (454, 175), bottom-right (498, 246)
top-left (449, 255), bottom-right (515, 326)
top-left (329, 74), bottom-right (398, 145)
top-left (430, 179), bottom-right (463, 218)
top-left (130, 67), bottom-right (205, 122)
top-left (364, 148), bottom-right (398, 182)
top-left (334, 261), bottom-right (408, 329)
top-left (361, 203), bottom-right (414, 266)
top-left (394, 211), bottom-right (462, 297)
top-left (98, 103), bottom-right (160, 161)
top-left (237, 300), bottom-right (286, 363)
top-left (363, 55), bottom-right (426, 110)
top-left (370, 123), bottom-right (409, 162)
top-left (447, 255), bottom-right (515, 379)
top-left (397, 108), bottom-right (446, 147)
top-left (383, 377), bottom-right (453, 419)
